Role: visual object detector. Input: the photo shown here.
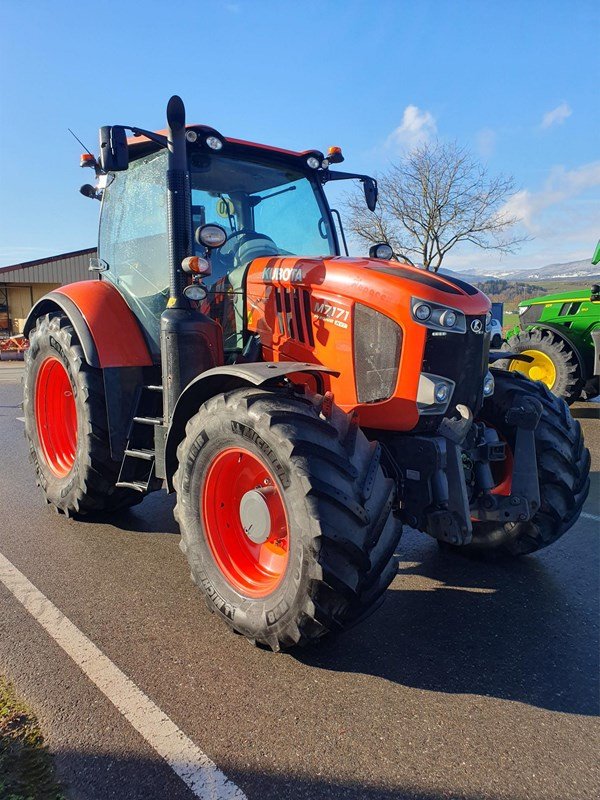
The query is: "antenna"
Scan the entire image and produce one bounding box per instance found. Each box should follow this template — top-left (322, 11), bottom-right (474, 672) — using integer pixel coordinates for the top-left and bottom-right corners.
top-left (67, 128), bottom-right (94, 157)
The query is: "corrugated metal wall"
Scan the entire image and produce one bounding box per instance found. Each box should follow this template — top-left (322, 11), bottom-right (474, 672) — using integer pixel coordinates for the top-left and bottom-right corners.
top-left (0, 249), bottom-right (97, 284)
top-left (0, 248), bottom-right (98, 334)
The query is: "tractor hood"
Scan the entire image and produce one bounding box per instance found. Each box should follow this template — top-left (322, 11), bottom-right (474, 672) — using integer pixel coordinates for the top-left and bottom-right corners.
top-left (247, 255), bottom-right (491, 316)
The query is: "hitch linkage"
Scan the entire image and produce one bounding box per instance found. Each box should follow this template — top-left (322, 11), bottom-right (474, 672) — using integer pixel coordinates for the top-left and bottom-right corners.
top-left (388, 398), bottom-right (543, 547)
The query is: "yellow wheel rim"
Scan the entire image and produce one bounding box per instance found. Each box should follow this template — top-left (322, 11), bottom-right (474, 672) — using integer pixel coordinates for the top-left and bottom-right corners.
top-left (508, 349), bottom-right (557, 388)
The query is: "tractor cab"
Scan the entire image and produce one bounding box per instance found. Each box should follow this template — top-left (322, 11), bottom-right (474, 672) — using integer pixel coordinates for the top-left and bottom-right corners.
top-left (94, 121), bottom-right (373, 360)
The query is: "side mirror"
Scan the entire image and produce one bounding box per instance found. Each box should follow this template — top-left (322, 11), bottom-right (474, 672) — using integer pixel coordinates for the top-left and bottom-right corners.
top-left (98, 125), bottom-right (129, 172)
top-left (369, 243), bottom-right (393, 260)
top-left (363, 177), bottom-right (378, 212)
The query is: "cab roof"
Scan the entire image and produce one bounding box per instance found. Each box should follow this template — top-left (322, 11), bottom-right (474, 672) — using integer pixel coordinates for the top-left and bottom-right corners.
top-left (127, 125), bottom-right (323, 164)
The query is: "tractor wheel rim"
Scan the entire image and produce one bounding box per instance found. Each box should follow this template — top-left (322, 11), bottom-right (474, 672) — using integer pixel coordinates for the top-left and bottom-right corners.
top-left (201, 447), bottom-right (289, 598)
top-left (509, 348), bottom-right (557, 388)
top-left (34, 357), bottom-right (77, 478)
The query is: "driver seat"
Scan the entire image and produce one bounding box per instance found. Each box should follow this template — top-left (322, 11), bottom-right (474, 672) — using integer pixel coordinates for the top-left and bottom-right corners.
top-left (232, 232), bottom-right (280, 267)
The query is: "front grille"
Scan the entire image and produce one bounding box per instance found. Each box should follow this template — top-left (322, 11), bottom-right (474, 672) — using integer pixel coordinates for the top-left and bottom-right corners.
top-left (418, 314), bottom-right (489, 428)
top-left (354, 304), bottom-right (403, 403)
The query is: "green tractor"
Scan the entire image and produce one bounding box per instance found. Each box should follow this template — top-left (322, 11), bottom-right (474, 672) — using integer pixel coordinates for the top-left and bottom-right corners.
top-left (502, 243), bottom-right (600, 404)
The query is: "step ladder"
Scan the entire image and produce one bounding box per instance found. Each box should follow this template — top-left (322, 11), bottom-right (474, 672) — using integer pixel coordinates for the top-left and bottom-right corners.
top-left (116, 385), bottom-right (163, 493)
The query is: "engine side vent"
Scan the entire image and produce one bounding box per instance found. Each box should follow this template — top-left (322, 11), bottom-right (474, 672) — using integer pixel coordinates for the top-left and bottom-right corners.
top-left (274, 287), bottom-right (314, 346)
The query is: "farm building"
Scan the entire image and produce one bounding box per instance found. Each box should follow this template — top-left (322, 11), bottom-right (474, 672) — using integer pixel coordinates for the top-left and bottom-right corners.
top-left (0, 248), bottom-right (96, 335)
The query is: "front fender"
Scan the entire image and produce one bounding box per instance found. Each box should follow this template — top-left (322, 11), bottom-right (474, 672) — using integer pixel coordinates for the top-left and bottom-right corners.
top-left (163, 362), bottom-right (338, 491)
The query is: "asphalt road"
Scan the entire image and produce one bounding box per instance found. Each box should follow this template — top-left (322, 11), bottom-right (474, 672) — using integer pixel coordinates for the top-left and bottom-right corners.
top-left (1, 363), bottom-right (598, 800)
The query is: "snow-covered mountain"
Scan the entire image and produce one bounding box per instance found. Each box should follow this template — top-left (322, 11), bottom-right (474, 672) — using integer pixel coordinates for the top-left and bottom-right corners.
top-left (442, 259), bottom-right (599, 284)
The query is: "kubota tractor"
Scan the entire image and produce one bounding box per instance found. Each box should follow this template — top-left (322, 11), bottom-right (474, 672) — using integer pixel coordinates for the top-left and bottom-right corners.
top-left (23, 97), bottom-right (590, 651)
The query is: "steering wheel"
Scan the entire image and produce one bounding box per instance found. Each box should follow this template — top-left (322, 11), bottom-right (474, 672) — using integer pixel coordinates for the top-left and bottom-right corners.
top-left (219, 230), bottom-right (279, 267)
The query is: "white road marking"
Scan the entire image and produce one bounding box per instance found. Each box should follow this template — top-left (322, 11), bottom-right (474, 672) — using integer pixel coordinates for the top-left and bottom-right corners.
top-left (581, 512), bottom-right (600, 522)
top-left (0, 550), bottom-right (246, 800)
top-left (16, 416), bottom-right (24, 422)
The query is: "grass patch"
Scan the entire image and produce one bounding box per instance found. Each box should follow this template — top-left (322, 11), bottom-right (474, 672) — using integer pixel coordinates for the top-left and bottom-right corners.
top-left (0, 677), bottom-right (65, 800)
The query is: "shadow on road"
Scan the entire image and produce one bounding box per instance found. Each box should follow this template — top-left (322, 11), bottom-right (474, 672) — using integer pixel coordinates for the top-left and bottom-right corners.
top-left (81, 491), bottom-right (180, 535)
top-left (52, 751), bottom-right (520, 800)
top-left (298, 526), bottom-right (599, 718)
top-left (572, 404), bottom-right (600, 420)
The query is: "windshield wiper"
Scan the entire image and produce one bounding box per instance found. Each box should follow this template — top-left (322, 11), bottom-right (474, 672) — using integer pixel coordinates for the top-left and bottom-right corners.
top-left (249, 185), bottom-right (297, 207)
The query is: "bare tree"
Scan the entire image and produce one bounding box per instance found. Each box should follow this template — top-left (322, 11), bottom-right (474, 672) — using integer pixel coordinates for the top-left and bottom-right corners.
top-left (345, 140), bottom-right (528, 271)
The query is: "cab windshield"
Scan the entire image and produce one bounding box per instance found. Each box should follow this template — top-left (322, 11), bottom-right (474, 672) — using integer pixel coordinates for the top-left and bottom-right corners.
top-left (189, 152), bottom-right (337, 282)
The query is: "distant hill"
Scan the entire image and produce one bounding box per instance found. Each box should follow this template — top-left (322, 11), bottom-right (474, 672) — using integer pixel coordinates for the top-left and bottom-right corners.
top-left (497, 259), bottom-right (599, 282)
top-left (422, 259), bottom-right (599, 286)
top-left (438, 267), bottom-right (492, 284)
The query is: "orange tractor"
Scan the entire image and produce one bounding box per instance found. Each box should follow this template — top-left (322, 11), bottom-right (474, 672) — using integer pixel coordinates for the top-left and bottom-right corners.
top-left (23, 97), bottom-right (589, 650)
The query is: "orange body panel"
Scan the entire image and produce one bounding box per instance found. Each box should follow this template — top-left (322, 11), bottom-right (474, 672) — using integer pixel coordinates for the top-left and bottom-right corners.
top-left (54, 281), bottom-right (153, 368)
top-left (246, 256), bottom-right (490, 430)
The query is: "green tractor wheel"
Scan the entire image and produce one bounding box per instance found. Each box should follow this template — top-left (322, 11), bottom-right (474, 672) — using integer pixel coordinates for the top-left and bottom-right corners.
top-left (500, 328), bottom-right (584, 404)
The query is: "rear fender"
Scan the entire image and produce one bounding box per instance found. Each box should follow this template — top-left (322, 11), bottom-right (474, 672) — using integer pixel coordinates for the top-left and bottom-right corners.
top-left (163, 362), bottom-right (338, 491)
top-left (24, 280), bottom-right (154, 460)
top-left (24, 280), bottom-right (153, 368)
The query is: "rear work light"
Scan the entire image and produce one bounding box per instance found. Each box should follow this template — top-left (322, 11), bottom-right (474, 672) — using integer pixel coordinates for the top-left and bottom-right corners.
top-left (354, 304), bottom-right (403, 403)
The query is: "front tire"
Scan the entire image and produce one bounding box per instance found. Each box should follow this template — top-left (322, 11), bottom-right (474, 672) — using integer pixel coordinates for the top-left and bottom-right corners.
top-left (173, 387), bottom-right (402, 650)
top-left (24, 313), bottom-right (141, 516)
top-left (464, 369), bottom-right (590, 555)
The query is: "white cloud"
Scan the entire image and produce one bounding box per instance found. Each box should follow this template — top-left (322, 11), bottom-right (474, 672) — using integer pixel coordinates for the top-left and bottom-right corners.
top-left (443, 161), bottom-right (600, 274)
top-left (540, 102), bottom-right (572, 129)
top-left (386, 105), bottom-right (437, 151)
top-left (501, 161), bottom-right (600, 233)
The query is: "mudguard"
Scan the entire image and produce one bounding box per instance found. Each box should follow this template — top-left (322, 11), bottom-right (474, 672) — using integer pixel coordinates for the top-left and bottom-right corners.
top-left (24, 280), bottom-right (153, 461)
top-left (162, 362), bottom-right (339, 490)
top-left (23, 280), bottom-right (153, 368)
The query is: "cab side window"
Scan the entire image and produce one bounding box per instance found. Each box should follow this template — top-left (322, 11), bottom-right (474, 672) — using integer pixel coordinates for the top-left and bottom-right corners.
top-left (99, 151), bottom-right (168, 354)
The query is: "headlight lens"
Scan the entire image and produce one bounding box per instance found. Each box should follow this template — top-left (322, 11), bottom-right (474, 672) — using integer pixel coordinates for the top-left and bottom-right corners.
top-left (485, 311), bottom-right (492, 329)
top-left (354, 304), bottom-right (403, 403)
top-left (306, 156), bottom-right (320, 169)
top-left (414, 303), bottom-right (432, 321)
top-left (483, 372), bottom-right (495, 397)
top-left (206, 135), bottom-right (223, 150)
top-left (440, 310), bottom-right (457, 328)
top-left (434, 382), bottom-right (450, 403)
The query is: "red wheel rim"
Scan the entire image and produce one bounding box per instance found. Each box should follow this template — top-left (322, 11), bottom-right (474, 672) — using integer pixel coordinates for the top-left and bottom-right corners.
top-left (35, 357), bottom-right (77, 477)
top-left (201, 447), bottom-right (289, 598)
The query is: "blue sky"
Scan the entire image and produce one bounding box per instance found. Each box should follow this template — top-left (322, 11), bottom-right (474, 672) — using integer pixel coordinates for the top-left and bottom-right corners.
top-left (0, 0), bottom-right (598, 272)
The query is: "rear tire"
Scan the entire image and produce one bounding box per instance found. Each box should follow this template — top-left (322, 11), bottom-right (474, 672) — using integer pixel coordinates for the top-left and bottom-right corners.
top-left (499, 328), bottom-right (584, 404)
top-left (460, 369), bottom-right (590, 556)
top-left (173, 387), bottom-right (402, 650)
top-left (24, 313), bottom-right (142, 516)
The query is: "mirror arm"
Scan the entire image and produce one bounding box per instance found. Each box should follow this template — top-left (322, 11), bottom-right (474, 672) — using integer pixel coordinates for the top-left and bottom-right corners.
top-left (320, 169), bottom-right (376, 187)
top-left (127, 127), bottom-right (169, 149)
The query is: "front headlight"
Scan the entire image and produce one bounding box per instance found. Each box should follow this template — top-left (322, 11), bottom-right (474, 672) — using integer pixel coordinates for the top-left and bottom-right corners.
top-left (410, 297), bottom-right (466, 334)
top-left (354, 304), bottom-right (403, 403)
top-left (483, 371), bottom-right (495, 397)
top-left (417, 373), bottom-right (455, 414)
